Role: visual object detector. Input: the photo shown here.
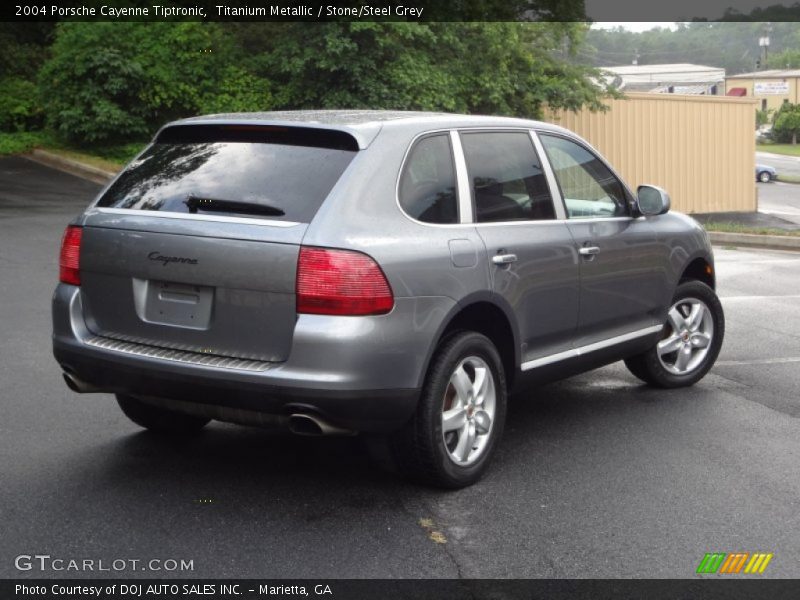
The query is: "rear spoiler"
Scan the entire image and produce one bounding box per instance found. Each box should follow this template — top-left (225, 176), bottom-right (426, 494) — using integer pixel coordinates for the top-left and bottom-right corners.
top-left (155, 124), bottom-right (360, 152)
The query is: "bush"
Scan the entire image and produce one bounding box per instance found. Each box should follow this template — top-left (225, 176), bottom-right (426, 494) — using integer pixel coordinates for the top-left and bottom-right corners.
top-left (198, 66), bottom-right (271, 114)
top-left (0, 131), bottom-right (50, 155)
top-left (771, 103), bottom-right (800, 144)
top-left (0, 78), bottom-right (43, 132)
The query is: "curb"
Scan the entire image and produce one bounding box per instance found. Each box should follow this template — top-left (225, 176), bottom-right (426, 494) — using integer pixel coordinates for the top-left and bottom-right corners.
top-left (24, 149), bottom-right (118, 184)
top-left (709, 231), bottom-right (800, 252)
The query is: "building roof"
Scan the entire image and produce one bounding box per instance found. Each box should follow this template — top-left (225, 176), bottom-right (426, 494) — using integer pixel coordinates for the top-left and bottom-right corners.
top-left (602, 64), bottom-right (725, 90)
top-left (728, 69), bottom-right (800, 79)
top-left (651, 84), bottom-right (716, 95)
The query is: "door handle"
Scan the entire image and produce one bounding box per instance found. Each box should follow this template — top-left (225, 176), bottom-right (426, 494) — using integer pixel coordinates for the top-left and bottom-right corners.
top-left (492, 253), bottom-right (518, 265)
top-left (578, 246), bottom-right (600, 256)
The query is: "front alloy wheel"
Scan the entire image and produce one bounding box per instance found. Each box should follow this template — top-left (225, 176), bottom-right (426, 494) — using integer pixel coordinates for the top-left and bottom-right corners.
top-left (657, 298), bottom-right (714, 375)
top-left (624, 280), bottom-right (724, 388)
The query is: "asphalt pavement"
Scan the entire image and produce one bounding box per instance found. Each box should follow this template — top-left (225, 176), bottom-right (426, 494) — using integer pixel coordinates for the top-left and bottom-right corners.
top-left (757, 180), bottom-right (800, 226)
top-left (1, 156), bottom-right (799, 579)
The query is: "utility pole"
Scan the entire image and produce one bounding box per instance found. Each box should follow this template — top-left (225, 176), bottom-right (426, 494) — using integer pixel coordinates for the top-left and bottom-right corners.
top-left (759, 22), bottom-right (772, 69)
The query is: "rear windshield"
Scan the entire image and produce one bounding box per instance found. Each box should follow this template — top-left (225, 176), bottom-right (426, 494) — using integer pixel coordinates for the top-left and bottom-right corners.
top-left (95, 125), bottom-right (358, 223)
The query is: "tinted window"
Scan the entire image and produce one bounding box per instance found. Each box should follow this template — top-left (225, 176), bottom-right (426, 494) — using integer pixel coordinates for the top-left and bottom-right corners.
top-left (96, 133), bottom-right (357, 223)
top-left (539, 134), bottom-right (628, 219)
top-left (460, 132), bottom-right (555, 223)
top-left (398, 135), bottom-right (458, 224)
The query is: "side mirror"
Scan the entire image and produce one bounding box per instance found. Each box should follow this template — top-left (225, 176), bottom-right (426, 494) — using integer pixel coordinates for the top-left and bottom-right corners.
top-left (637, 185), bottom-right (671, 216)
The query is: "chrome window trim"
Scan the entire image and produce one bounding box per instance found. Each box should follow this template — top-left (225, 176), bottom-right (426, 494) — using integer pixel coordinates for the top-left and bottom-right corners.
top-left (89, 207), bottom-right (301, 228)
top-left (449, 130), bottom-right (473, 224)
top-left (471, 216), bottom-right (633, 228)
top-left (520, 324), bottom-right (663, 371)
top-left (529, 130), bottom-right (567, 220)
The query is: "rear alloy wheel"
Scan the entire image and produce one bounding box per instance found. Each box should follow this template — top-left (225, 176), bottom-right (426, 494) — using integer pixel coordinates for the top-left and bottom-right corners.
top-left (758, 171), bottom-right (772, 183)
top-left (116, 394), bottom-right (210, 434)
top-left (391, 332), bottom-right (507, 488)
top-left (624, 281), bottom-right (724, 388)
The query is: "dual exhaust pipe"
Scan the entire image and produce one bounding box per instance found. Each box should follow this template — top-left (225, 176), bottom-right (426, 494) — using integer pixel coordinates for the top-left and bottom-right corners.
top-left (61, 371), bottom-right (354, 436)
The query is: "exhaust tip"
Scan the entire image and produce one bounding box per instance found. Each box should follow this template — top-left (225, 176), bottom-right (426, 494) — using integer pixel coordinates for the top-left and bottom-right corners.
top-left (288, 413), bottom-right (355, 436)
top-left (288, 414), bottom-right (325, 436)
top-left (62, 372), bottom-right (104, 394)
top-left (62, 372), bottom-right (81, 393)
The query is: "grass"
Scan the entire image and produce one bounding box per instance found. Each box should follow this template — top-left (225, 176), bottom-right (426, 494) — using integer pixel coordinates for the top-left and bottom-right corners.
top-left (757, 143), bottom-right (800, 157)
top-left (40, 147), bottom-right (126, 172)
top-left (702, 221), bottom-right (800, 237)
top-left (0, 130), bottom-right (144, 170)
top-left (777, 174), bottom-right (800, 184)
top-left (0, 131), bottom-right (54, 155)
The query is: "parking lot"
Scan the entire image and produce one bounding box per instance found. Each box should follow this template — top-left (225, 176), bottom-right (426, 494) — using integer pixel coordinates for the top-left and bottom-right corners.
top-left (1, 156), bottom-right (799, 579)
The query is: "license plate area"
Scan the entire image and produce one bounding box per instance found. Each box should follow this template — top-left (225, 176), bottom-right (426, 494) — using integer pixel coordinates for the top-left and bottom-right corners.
top-left (133, 278), bottom-right (213, 330)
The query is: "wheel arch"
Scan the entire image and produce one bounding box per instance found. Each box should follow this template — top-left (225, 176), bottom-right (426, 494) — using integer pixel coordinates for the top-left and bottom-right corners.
top-left (419, 292), bottom-right (520, 390)
top-left (679, 255), bottom-right (715, 290)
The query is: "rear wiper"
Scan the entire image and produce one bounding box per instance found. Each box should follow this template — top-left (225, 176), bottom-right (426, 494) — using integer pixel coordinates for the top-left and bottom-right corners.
top-left (185, 195), bottom-right (285, 217)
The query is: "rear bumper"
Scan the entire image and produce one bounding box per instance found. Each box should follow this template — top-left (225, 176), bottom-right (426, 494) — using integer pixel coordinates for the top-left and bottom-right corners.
top-left (54, 341), bottom-right (418, 432)
top-left (52, 285), bottom-right (454, 433)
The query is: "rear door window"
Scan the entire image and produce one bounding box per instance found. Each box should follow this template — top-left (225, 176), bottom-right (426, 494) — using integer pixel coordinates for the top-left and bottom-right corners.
top-left (459, 131), bottom-right (556, 223)
top-left (96, 125), bottom-right (358, 223)
top-left (398, 134), bottom-right (458, 224)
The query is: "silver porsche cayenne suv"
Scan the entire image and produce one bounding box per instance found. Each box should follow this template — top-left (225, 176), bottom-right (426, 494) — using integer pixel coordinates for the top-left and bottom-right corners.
top-left (53, 111), bottom-right (724, 488)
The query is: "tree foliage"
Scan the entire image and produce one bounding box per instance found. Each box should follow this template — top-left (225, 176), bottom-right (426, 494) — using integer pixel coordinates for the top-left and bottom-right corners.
top-left (248, 22), bottom-right (610, 118)
top-left (29, 21), bottom-right (609, 145)
top-left (585, 22), bottom-right (800, 76)
top-left (773, 103), bottom-right (800, 144)
top-left (38, 23), bottom-right (270, 144)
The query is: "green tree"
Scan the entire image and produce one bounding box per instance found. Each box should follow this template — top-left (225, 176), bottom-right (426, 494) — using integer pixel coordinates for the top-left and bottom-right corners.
top-left (774, 103), bottom-right (800, 144)
top-left (38, 22), bottom-right (271, 145)
top-left (245, 22), bottom-right (610, 118)
top-left (584, 22), bottom-right (800, 76)
top-left (0, 23), bottom-right (53, 133)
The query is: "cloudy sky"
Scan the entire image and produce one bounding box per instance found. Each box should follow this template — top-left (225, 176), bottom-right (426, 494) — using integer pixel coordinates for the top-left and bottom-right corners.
top-left (584, 0), bottom-right (769, 21)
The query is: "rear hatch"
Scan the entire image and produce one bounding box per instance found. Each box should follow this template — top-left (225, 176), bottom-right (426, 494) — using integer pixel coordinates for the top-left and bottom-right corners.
top-left (78, 123), bottom-right (358, 362)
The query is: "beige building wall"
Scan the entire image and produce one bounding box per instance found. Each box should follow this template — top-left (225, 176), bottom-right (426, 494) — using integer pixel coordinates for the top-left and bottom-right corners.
top-left (725, 77), bottom-right (800, 112)
top-left (548, 92), bottom-right (757, 214)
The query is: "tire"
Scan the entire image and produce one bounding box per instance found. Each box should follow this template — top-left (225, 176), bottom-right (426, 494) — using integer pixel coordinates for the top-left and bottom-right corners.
top-left (390, 332), bottom-right (507, 489)
top-left (116, 394), bottom-right (210, 434)
top-left (624, 280), bottom-right (724, 388)
top-left (758, 171), bottom-right (772, 183)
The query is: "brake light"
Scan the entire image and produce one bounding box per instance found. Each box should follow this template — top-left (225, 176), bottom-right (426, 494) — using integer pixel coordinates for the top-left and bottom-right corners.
top-left (297, 246), bottom-right (394, 316)
top-left (59, 225), bottom-right (82, 286)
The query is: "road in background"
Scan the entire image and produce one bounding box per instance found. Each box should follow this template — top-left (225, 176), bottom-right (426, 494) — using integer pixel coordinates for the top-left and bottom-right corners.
top-left (2, 157), bottom-right (799, 578)
top-left (757, 150), bottom-right (800, 179)
top-left (758, 180), bottom-right (800, 226)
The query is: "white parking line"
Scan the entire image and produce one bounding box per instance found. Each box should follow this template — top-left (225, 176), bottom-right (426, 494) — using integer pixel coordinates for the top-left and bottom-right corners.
top-left (717, 357), bottom-right (800, 366)
top-left (715, 259), bottom-right (800, 265)
top-left (720, 294), bottom-right (800, 301)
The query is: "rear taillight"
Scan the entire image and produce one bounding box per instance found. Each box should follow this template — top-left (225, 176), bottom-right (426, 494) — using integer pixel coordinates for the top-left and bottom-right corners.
top-left (59, 225), bottom-right (82, 286)
top-left (297, 246), bottom-right (394, 316)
